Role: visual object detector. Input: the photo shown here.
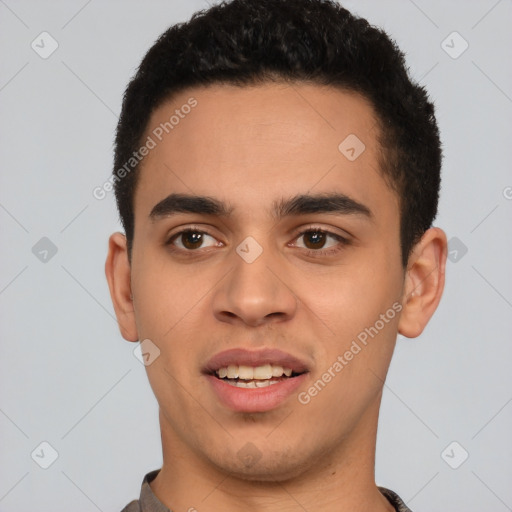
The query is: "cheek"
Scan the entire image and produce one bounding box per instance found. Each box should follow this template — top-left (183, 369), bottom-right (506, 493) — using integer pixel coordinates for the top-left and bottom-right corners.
top-left (290, 255), bottom-right (402, 387)
top-left (130, 247), bottom-right (205, 338)
top-left (292, 260), bottom-right (400, 333)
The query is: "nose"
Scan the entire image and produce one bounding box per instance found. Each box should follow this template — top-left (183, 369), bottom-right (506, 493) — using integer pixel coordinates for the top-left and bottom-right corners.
top-left (212, 242), bottom-right (298, 328)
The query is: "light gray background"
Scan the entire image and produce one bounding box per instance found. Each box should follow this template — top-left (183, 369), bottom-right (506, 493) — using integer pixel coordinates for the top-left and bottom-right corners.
top-left (1, 0), bottom-right (511, 510)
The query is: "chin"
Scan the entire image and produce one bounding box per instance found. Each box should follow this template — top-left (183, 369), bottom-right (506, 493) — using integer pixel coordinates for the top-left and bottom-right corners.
top-left (212, 451), bottom-right (312, 483)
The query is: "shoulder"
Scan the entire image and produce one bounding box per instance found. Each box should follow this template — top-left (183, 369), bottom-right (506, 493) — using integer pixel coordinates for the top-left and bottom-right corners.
top-left (119, 469), bottom-right (166, 512)
top-left (120, 499), bottom-right (141, 512)
top-left (378, 487), bottom-right (413, 512)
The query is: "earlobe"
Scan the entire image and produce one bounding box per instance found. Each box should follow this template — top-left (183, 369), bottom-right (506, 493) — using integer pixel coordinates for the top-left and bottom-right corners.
top-left (398, 227), bottom-right (447, 338)
top-left (105, 232), bottom-right (139, 342)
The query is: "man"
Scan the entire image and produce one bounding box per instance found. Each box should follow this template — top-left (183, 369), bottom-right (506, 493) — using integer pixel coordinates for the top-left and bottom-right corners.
top-left (105, 0), bottom-right (447, 510)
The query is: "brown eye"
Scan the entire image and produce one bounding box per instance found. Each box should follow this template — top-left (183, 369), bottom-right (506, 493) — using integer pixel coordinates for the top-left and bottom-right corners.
top-left (295, 230), bottom-right (341, 251)
top-left (180, 231), bottom-right (204, 249)
top-left (167, 230), bottom-right (219, 251)
top-left (302, 231), bottom-right (328, 249)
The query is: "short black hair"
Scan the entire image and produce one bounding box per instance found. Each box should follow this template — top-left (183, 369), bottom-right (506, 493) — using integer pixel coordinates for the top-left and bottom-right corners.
top-left (113, 0), bottom-right (442, 267)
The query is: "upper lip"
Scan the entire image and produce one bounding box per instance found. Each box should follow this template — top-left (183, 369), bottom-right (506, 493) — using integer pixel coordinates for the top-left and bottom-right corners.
top-left (204, 348), bottom-right (311, 375)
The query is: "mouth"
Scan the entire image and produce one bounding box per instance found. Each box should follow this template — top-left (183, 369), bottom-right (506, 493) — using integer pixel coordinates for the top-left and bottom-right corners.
top-left (203, 348), bottom-right (310, 412)
top-left (208, 363), bottom-right (306, 388)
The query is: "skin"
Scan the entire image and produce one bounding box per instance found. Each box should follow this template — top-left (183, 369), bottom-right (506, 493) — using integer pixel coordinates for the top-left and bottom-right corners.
top-left (106, 82), bottom-right (447, 512)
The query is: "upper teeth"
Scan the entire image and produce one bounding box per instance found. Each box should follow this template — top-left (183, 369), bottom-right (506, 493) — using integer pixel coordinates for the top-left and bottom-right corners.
top-left (216, 364), bottom-right (293, 380)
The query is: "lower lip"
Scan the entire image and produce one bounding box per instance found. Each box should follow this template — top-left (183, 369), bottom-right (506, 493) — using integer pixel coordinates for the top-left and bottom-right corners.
top-left (205, 373), bottom-right (308, 412)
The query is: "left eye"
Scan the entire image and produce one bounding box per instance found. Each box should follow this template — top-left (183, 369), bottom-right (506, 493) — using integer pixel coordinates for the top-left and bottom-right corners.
top-left (168, 230), bottom-right (219, 250)
top-left (294, 230), bottom-right (343, 251)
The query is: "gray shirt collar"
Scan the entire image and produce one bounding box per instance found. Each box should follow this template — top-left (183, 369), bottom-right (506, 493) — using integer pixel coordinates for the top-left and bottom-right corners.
top-left (122, 470), bottom-right (413, 512)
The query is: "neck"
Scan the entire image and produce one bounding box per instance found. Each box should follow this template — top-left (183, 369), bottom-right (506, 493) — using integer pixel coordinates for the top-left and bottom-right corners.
top-left (151, 392), bottom-right (394, 512)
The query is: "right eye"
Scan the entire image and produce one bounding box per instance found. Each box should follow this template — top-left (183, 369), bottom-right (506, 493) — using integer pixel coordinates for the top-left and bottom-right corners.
top-left (166, 228), bottom-right (221, 252)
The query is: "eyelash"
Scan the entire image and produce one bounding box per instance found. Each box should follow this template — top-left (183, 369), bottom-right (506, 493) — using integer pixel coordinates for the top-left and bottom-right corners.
top-left (165, 225), bottom-right (351, 258)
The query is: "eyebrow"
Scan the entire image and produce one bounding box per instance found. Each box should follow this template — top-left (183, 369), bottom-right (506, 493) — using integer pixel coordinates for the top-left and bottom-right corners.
top-left (149, 192), bottom-right (373, 221)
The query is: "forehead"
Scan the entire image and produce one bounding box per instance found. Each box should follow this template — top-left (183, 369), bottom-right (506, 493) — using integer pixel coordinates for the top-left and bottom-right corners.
top-left (134, 82), bottom-right (398, 226)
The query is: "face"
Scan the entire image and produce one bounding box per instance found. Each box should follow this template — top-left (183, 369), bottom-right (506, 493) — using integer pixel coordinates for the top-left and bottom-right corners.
top-left (107, 82), bottom-right (443, 482)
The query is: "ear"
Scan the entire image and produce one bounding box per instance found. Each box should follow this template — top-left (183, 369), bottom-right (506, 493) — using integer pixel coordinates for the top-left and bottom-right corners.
top-left (398, 227), bottom-right (447, 338)
top-left (105, 232), bottom-right (139, 342)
